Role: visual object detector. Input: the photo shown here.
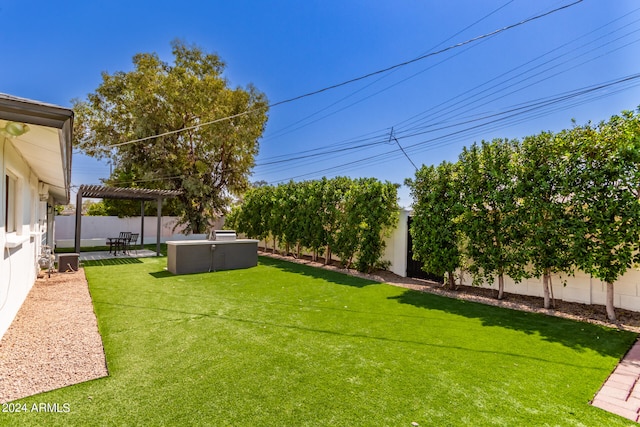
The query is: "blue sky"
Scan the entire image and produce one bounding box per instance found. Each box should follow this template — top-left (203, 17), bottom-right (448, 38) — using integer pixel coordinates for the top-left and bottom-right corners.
top-left (2, 0), bottom-right (640, 207)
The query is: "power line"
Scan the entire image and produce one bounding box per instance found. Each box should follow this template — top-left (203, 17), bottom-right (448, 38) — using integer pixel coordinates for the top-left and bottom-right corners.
top-left (390, 127), bottom-right (418, 171)
top-left (256, 3), bottom-right (640, 172)
top-left (393, 8), bottom-right (640, 136)
top-left (103, 0), bottom-right (583, 150)
top-left (262, 0), bottom-right (516, 142)
top-left (266, 72), bottom-right (640, 183)
top-left (268, 0), bottom-right (583, 108)
top-left (257, 70), bottom-right (640, 173)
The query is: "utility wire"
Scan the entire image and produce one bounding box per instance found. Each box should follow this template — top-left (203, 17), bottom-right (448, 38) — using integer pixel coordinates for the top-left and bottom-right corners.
top-left (262, 6), bottom-right (640, 169)
top-left (262, 0), bottom-right (516, 141)
top-left (268, 0), bottom-right (583, 108)
top-left (257, 71), bottom-right (640, 171)
top-left (267, 72), bottom-right (640, 182)
top-left (104, 0), bottom-right (583, 149)
top-left (390, 127), bottom-right (418, 170)
top-left (394, 8), bottom-right (640, 136)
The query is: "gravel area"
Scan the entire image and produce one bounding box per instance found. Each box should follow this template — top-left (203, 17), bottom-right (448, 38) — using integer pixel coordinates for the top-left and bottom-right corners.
top-left (0, 268), bottom-right (108, 403)
top-left (259, 249), bottom-right (640, 333)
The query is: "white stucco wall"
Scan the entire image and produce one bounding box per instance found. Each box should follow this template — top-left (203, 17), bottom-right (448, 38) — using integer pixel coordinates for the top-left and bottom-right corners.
top-left (382, 209), bottom-right (409, 277)
top-left (53, 207), bottom-right (640, 314)
top-left (1, 137), bottom-right (49, 340)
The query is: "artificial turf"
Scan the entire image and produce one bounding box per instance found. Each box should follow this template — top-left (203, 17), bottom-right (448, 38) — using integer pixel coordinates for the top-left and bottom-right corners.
top-left (3, 256), bottom-right (637, 426)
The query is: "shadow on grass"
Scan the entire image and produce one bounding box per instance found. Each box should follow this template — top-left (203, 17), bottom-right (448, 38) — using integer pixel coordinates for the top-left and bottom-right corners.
top-left (388, 289), bottom-right (637, 358)
top-left (82, 258), bottom-right (144, 267)
top-left (93, 298), bottom-right (618, 371)
top-left (150, 270), bottom-right (174, 279)
top-left (258, 256), bottom-right (378, 288)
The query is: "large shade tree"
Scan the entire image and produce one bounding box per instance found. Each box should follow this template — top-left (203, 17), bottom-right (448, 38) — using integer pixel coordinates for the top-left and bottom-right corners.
top-left (73, 40), bottom-right (269, 233)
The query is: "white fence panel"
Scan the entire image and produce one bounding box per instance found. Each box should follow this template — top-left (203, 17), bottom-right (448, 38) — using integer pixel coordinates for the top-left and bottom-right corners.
top-left (54, 216), bottom-right (224, 248)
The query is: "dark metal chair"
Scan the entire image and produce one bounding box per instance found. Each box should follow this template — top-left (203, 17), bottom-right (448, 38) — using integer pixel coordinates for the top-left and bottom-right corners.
top-left (107, 234), bottom-right (126, 255)
top-left (126, 233), bottom-right (139, 255)
top-left (110, 232), bottom-right (131, 255)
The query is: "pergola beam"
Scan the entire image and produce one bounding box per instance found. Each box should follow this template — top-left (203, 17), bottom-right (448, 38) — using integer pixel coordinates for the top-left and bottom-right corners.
top-left (73, 185), bottom-right (181, 255)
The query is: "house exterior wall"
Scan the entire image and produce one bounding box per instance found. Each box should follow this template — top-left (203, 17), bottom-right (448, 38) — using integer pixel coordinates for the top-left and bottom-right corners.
top-left (0, 136), bottom-right (49, 340)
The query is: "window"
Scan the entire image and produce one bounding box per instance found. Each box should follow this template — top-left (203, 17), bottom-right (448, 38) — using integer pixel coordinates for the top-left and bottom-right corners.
top-left (5, 173), bottom-right (16, 233)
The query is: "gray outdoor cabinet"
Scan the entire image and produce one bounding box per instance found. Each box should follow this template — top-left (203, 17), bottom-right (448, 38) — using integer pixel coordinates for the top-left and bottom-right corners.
top-left (166, 239), bottom-right (259, 275)
top-left (58, 253), bottom-right (80, 272)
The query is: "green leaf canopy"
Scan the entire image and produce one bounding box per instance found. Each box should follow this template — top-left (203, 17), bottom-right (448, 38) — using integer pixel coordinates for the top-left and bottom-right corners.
top-left (73, 40), bottom-right (269, 233)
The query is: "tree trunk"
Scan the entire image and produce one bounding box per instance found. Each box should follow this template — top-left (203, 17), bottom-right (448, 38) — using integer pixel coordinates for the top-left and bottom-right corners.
top-left (296, 243), bottom-right (300, 259)
top-left (542, 270), bottom-right (551, 309)
top-left (325, 245), bottom-right (331, 265)
top-left (447, 271), bottom-right (456, 290)
top-left (549, 274), bottom-right (555, 308)
top-left (606, 282), bottom-right (616, 321)
top-left (497, 274), bottom-right (504, 300)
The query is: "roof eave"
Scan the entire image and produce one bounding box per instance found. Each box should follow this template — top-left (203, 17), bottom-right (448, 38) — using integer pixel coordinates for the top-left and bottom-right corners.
top-left (0, 94), bottom-right (73, 204)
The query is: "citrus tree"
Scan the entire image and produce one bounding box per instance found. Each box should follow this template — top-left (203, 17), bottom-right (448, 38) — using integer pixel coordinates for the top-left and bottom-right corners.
top-left (229, 177), bottom-right (399, 273)
top-left (406, 161), bottom-right (463, 288)
top-left (567, 111), bottom-right (640, 321)
top-left (458, 139), bottom-right (528, 299)
top-left (514, 131), bottom-right (575, 308)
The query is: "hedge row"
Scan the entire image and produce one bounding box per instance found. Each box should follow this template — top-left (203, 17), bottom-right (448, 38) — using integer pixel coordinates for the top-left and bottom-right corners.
top-left (406, 108), bottom-right (640, 321)
top-left (226, 177), bottom-right (399, 273)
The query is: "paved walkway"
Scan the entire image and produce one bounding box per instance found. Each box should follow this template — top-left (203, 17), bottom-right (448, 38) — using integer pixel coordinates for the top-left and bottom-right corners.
top-left (592, 339), bottom-right (640, 422)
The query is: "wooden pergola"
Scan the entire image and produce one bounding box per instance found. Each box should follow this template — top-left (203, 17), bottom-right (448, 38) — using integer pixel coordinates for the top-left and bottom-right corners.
top-left (74, 185), bottom-right (182, 256)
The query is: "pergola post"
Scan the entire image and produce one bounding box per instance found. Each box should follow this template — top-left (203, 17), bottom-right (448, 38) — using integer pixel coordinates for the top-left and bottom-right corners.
top-left (74, 190), bottom-right (82, 253)
top-left (73, 185), bottom-right (180, 257)
top-left (140, 201), bottom-right (145, 248)
top-left (156, 197), bottom-right (162, 256)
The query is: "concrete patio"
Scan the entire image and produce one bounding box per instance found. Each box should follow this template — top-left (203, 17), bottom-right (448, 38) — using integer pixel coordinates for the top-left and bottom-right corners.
top-left (53, 249), bottom-right (159, 264)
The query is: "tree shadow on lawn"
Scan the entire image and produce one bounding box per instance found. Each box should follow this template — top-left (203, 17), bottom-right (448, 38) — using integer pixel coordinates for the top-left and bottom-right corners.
top-left (93, 298), bottom-right (620, 371)
top-left (388, 289), bottom-right (637, 358)
top-left (258, 256), bottom-right (379, 288)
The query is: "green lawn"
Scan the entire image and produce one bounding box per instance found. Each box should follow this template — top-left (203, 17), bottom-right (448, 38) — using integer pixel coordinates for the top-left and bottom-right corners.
top-left (5, 256), bottom-right (638, 426)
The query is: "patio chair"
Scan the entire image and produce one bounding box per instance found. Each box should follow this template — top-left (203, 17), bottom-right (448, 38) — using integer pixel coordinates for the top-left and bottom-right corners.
top-left (126, 233), bottom-right (139, 255)
top-left (118, 232), bottom-right (131, 255)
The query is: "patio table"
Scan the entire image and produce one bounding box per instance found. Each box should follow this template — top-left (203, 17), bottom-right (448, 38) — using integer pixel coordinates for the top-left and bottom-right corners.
top-left (107, 237), bottom-right (126, 255)
top-left (107, 232), bottom-right (131, 255)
